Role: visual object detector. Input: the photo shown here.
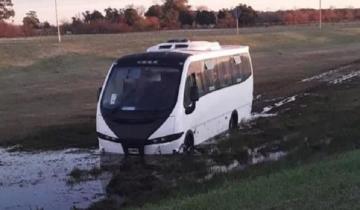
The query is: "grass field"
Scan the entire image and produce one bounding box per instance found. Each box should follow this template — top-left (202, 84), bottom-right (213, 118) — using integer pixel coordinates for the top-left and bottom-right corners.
top-left (1, 23), bottom-right (360, 149)
top-left (1, 23), bottom-right (360, 209)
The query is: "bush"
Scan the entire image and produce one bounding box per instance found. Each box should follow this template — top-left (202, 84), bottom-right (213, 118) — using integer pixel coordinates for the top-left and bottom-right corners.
top-left (0, 21), bottom-right (24, 37)
top-left (134, 17), bottom-right (161, 31)
top-left (217, 17), bottom-right (236, 28)
top-left (63, 20), bottom-right (132, 34)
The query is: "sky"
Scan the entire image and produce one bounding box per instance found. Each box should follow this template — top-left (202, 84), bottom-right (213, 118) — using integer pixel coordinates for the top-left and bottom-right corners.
top-left (11, 0), bottom-right (360, 24)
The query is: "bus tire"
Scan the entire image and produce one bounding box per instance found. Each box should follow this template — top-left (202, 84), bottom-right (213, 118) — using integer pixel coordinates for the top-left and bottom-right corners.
top-left (229, 111), bottom-right (238, 132)
top-left (183, 132), bottom-right (195, 154)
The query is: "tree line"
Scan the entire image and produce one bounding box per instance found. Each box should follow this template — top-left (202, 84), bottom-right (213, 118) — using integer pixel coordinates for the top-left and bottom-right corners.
top-left (62, 2), bottom-right (360, 35)
top-left (1, 0), bottom-right (360, 37)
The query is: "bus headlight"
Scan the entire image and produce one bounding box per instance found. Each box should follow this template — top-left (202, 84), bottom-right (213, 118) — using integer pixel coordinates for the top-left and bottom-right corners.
top-left (97, 132), bottom-right (120, 142)
top-left (148, 132), bottom-right (184, 145)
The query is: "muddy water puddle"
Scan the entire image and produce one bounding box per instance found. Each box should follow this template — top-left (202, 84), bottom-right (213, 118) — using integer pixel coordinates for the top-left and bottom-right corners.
top-left (301, 63), bottom-right (360, 84)
top-left (0, 149), bottom-right (107, 210)
top-left (202, 144), bottom-right (287, 180)
top-left (0, 138), bottom-right (289, 210)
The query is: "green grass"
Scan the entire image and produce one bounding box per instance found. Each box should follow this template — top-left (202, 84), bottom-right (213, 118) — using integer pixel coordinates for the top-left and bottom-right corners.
top-left (132, 150), bottom-right (360, 210)
top-left (1, 24), bottom-right (360, 69)
top-left (0, 53), bottom-right (112, 147)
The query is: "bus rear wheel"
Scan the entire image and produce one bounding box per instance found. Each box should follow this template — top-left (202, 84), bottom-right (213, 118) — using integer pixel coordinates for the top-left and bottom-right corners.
top-left (229, 112), bottom-right (238, 132)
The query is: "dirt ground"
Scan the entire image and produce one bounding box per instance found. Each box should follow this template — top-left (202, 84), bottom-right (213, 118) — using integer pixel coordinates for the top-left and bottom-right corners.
top-left (0, 23), bottom-right (360, 149)
top-left (0, 24), bottom-right (360, 210)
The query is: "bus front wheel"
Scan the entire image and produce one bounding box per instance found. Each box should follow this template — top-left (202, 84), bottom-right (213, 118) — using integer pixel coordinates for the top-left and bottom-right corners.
top-left (182, 132), bottom-right (195, 154)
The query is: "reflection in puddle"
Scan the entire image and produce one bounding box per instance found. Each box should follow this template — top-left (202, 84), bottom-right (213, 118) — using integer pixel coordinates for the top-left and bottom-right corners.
top-left (301, 64), bottom-right (360, 85)
top-left (209, 160), bottom-right (242, 174)
top-left (260, 95), bottom-right (297, 114)
top-left (248, 146), bottom-right (287, 165)
top-left (330, 70), bottom-right (360, 84)
top-left (205, 145), bottom-right (287, 180)
top-left (249, 113), bottom-right (277, 120)
top-left (248, 95), bottom-right (298, 121)
top-left (0, 148), bottom-right (106, 210)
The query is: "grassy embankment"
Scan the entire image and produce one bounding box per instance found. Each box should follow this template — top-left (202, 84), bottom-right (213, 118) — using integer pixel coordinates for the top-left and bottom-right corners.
top-left (1, 24), bottom-right (360, 150)
top-left (135, 149), bottom-right (360, 210)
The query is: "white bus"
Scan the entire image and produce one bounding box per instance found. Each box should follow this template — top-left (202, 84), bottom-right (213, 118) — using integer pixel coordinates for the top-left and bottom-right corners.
top-left (96, 40), bottom-right (254, 156)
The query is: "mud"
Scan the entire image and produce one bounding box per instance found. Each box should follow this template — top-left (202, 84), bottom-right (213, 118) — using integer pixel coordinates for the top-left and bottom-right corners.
top-left (1, 62), bottom-right (360, 210)
top-left (88, 62), bottom-right (360, 209)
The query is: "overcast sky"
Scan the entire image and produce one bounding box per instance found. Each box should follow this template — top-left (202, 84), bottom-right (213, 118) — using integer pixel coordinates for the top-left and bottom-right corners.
top-left (11, 0), bottom-right (360, 24)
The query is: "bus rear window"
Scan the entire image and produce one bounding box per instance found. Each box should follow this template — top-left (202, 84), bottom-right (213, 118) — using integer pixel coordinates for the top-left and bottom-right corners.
top-left (204, 59), bottom-right (218, 91)
top-left (230, 54), bottom-right (252, 83)
top-left (240, 54), bottom-right (252, 81)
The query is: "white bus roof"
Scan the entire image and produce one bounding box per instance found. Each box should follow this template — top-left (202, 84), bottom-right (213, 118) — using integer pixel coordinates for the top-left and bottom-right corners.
top-left (147, 41), bottom-right (249, 56)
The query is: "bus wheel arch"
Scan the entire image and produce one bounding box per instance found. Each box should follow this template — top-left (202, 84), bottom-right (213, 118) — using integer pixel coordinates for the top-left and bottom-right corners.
top-left (229, 110), bottom-right (239, 131)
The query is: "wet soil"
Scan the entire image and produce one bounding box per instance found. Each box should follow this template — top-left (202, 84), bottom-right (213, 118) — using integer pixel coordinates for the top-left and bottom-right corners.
top-left (86, 63), bottom-right (360, 209)
top-left (0, 61), bottom-right (359, 210)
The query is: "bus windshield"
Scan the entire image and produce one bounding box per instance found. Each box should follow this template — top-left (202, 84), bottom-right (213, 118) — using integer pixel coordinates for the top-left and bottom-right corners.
top-left (101, 65), bottom-right (181, 112)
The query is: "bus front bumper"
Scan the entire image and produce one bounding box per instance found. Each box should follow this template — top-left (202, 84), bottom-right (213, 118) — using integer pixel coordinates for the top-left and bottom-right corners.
top-left (97, 132), bottom-right (184, 155)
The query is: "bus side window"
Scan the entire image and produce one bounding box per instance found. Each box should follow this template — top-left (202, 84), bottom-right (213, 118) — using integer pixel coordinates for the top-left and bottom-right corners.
top-left (204, 59), bottom-right (217, 92)
top-left (230, 55), bottom-right (243, 83)
top-left (217, 57), bottom-right (232, 88)
top-left (188, 61), bottom-right (205, 96)
top-left (241, 54), bottom-right (252, 80)
top-left (183, 75), bottom-right (194, 108)
top-left (196, 72), bottom-right (205, 96)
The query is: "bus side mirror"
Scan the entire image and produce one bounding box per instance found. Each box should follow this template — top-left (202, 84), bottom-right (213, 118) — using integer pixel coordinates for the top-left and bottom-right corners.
top-left (190, 86), bottom-right (199, 102)
top-left (97, 87), bottom-right (102, 102)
